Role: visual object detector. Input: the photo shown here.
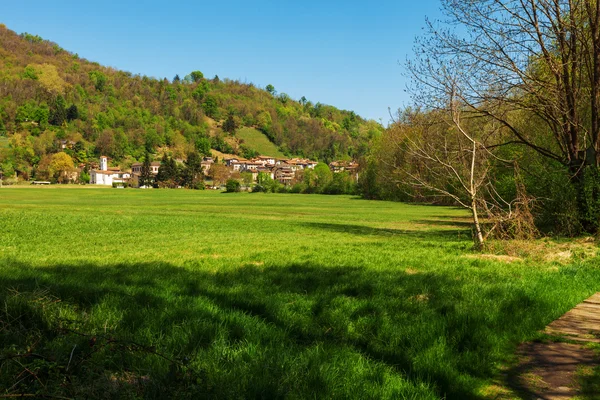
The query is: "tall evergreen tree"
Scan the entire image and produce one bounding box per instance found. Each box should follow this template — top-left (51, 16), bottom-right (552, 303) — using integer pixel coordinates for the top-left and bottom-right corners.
top-left (139, 151), bottom-right (153, 188)
top-left (66, 104), bottom-right (79, 121)
top-left (156, 153), bottom-right (171, 183)
top-left (182, 151), bottom-right (202, 188)
top-left (168, 157), bottom-right (179, 184)
top-left (49, 95), bottom-right (67, 126)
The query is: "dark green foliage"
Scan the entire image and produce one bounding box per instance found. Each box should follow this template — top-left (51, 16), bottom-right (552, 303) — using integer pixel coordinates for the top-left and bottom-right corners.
top-left (195, 137), bottom-right (211, 156)
top-left (20, 32), bottom-right (43, 43)
top-left (190, 71), bottom-right (204, 82)
top-left (49, 95), bottom-right (67, 126)
top-left (225, 179), bottom-right (241, 192)
top-left (139, 151), bottom-right (154, 188)
top-left (155, 154), bottom-right (179, 187)
top-left (278, 93), bottom-right (290, 104)
top-left (192, 180), bottom-right (205, 190)
top-left (173, 74), bottom-right (181, 84)
top-left (112, 181), bottom-right (129, 188)
top-left (304, 163), bottom-right (333, 193)
top-left (15, 101), bottom-right (49, 127)
top-left (576, 165), bottom-right (600, 234)
top-left (266, 84), bottom-right (276, 95)
top-left (88, 70), bottom-right (107, 91)
top-left (79, 170), bottom-right (90, 183)
top-left (66, 104), bottom-right (79, 121)
top-left (22, 65), bottom-right (38, 80)
top-left (182, 151), bottom-right (202, 188)
top-left (211, 135), bottom-right (234, 154)
top-left (323, 172), bottom-right (355, 195)
top-left (357, 159), bottom-right (380, 200)
top-left (191, 81), bottom-right (210, 102)
top-left (240, 145), bottom-right (259, 159)
top-left (223, 112), bottom-right (237, 134)
top-left (202, 95), bottom-right (219, 118)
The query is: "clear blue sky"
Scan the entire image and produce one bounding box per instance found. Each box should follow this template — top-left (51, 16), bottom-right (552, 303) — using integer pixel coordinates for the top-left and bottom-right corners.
top-left (2, 0), bottom-right (443, 124)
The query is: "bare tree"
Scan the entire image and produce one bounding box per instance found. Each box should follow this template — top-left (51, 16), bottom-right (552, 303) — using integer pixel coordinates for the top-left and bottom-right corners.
top-left (385, 95), bottom-right (510, 249)
top-left (409, 0), bottom-right (600, 232)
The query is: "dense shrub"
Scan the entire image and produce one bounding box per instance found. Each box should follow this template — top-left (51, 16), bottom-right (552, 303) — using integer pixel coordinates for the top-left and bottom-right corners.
top-left (225, 179), bottom-right (241, 193)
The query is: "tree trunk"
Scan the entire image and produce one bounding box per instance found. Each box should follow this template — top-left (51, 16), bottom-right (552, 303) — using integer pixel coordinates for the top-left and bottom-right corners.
top-left (471, 198), bottom-right (484, 250)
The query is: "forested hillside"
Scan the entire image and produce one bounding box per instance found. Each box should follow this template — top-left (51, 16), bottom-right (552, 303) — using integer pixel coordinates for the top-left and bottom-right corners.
top-left (0, 24), bottom-right (381, 179)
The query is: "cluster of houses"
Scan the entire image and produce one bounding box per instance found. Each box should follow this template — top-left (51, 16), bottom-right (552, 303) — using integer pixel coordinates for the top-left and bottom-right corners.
top-left (222, 156), bottom-right (319, 185)
top-left (89, 155), bottom-right (359, 187)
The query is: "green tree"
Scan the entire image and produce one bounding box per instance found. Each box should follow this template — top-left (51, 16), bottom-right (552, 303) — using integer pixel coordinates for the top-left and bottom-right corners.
top-left (89, 70), bottom-right (107, 91)
top-left (223, 112), bottom-right (237, 134)
top-left (195, 137), bottom-right (211, 156)
top-left (314, 163), bottom-right (332, 189)
top-left (49, 152), bottom-right (75, 183)
top-left (139, 151), bottom-right (153, 188)
top-left (155, 154), bottom-right (171, 183)
top-left (173, 74), bottom-right (181, 84)
top-left (190, 71), bottom-right (204, 82)
top-left (66, 104), bottom-right (79, 121)
top-left (202, 95), bottom-right (219, 118)
top-left (225, 179), bottom-right (241, 192)
top-left (182, 151), bottom-right (202, 188)
top-left (50, 95), bottom-right (67, 126)
top-left (265, 84), bottom-right (276, 96)
top-left (241, 171), bottom-right (253, 187)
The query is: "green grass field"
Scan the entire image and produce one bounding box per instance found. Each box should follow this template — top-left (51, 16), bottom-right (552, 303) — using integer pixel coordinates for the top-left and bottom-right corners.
top-left (236, 127), bottom-right (287, 158)
top-left (0, 187), bottom-right (599, 399)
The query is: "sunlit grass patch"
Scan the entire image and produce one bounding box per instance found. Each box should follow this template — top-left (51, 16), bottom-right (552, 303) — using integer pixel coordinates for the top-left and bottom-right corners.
top-left (0, 188), bottom-right (598, 399)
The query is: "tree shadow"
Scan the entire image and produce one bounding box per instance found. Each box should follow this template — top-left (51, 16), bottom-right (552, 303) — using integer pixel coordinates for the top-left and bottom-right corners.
top-left (411, 219), bottom-right (474, 229)
top-left (0, 259), bottom-right (564, 399)
top-left (302, 222), bottom-right (469, 240)
top-left (502, 341), bottom-right (600, 400)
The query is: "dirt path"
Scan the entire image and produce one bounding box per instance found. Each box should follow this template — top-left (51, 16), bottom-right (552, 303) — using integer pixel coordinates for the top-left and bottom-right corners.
top-left (506, 293), bottom-right (600, 399)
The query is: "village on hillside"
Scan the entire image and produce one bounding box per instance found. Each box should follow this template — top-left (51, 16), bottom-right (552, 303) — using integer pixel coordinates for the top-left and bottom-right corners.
top-left (26, 153), bottom-right (360, 189)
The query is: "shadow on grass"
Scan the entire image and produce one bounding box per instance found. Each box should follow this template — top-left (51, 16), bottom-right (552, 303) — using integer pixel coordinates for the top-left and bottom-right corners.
top-left (0, 259), bottom-right (567, 399)
top-left (411, 219), bottom-right (474, 229)
top-left (301, 222), bottom-right (469, 240)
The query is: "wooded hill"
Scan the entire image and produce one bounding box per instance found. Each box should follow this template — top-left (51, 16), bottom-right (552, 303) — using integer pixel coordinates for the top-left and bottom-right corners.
top-left (0, 24), bottom-right (382, 178)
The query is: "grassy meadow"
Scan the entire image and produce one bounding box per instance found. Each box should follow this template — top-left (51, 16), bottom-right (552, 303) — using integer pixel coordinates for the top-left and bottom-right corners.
top-left (0, 187), bottom-right (599, 399)
top-left (236, 127), bottom-right (287, 158)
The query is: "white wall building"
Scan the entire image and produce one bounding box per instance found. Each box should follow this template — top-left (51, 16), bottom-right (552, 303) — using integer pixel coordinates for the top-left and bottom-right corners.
top-left (90, 156), bottom-right (131, 186)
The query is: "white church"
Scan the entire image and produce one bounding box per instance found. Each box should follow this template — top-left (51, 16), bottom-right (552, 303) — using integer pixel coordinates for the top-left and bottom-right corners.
top-left (90, 156), bottom-right (131, 186)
